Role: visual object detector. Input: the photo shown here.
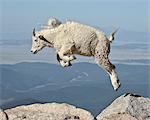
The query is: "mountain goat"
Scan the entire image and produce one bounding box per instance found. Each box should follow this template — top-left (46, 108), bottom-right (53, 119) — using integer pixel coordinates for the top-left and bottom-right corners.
top-left (31, 18), bottom-right (121, 91)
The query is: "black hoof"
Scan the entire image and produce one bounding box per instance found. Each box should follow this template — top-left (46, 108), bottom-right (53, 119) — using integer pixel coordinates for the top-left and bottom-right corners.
top-left (115, 83), bottom-right (121, 91)
top-left (68, 62), bottom-right (72, 66)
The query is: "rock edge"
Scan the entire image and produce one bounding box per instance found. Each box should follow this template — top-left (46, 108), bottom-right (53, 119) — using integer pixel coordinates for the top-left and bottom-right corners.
top-left (1, 93), bottom-right (150, 120)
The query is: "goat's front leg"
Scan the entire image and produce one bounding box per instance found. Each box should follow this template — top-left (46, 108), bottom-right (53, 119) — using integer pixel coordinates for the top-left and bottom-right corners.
top-left (59, 60), bottom-right (72, 67)
top-left (58, 52), bottom-right (76, 62)
top-left (57, 44), bottom-right (76, 62)
top-left (56, 54), bottom-right (72, 67)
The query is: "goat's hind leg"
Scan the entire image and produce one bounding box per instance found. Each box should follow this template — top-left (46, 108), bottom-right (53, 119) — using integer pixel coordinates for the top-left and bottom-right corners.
top-left (95, 55), bottom-right (121, 91)
top-left (95, 41), bottom-right (121, 91)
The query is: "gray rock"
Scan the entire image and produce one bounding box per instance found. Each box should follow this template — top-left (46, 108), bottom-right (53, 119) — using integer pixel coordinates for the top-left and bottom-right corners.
top-left (3, 103), bottom-right (94, 120)
top-left (96, 93), bottom-right (150, 120)
top-left (0, 109), bottom-right (7, 120)
top-left (1, 93), bottom-right (149, 120)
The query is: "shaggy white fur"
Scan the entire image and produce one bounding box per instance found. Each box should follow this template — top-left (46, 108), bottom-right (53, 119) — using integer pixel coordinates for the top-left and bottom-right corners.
top-left (31, 19), bottom-right (121, 90)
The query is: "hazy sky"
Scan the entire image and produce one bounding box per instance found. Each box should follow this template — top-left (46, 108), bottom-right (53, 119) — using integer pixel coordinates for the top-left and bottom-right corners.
top-left (0, 0), bottom-right (149, 40)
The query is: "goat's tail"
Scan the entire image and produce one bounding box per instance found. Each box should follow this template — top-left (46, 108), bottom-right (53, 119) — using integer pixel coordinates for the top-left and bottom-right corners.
top-left (107, 28), bottom-right (119, 43)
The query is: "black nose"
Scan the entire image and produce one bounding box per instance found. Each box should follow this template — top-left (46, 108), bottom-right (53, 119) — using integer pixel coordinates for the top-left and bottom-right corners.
top-left (30, 50), bottom-right (33, 52)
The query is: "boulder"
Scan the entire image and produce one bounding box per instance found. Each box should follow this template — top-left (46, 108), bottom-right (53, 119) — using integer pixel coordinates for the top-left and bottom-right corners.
top-left (3, 103), bottom-right (94, 120)
top-left (96, 93), bottom-right (150, 120)
top-left (1, 93), bottom-right (149, 120)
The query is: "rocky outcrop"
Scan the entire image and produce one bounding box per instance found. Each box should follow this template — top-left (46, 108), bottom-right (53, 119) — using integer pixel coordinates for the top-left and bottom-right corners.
top-left (96, 93), bottom-right (150, 120)
top-left (1, 93), bottom-right (149, 120)
top-left (1, 103), bottom-right (94, 120)
top-left (0, 109), bottom-right (8, 120)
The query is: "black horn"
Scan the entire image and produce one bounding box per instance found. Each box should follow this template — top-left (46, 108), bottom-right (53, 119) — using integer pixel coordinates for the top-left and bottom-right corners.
top-left (33, 28), bottom-right (36, 36)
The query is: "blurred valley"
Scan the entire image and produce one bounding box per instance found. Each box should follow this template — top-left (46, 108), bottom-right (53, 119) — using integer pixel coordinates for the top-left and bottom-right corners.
top-left (0, 62), bottom-right (149, 116)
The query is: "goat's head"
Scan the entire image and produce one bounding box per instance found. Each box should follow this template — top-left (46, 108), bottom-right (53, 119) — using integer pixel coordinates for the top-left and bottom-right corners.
top-left (31, 28), bottom-right (52, 54)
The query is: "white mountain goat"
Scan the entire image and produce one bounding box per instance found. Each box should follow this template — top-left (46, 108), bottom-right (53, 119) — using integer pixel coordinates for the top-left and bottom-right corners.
top-left (31, 18), bottom-right (121, 91)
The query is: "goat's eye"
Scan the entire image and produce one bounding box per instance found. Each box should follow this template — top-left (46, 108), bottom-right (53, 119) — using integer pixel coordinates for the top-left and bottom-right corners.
top-left (35, 39), bottom-right (38, 42)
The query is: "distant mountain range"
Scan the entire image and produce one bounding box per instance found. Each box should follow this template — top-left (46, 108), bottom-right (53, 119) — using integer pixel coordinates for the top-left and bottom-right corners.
top-left (0, 28), bottom-right (149, 46)
top-left (0, 27), bottom-right (149, 64)
top-left (0, 62), bottom-right (149, 116)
